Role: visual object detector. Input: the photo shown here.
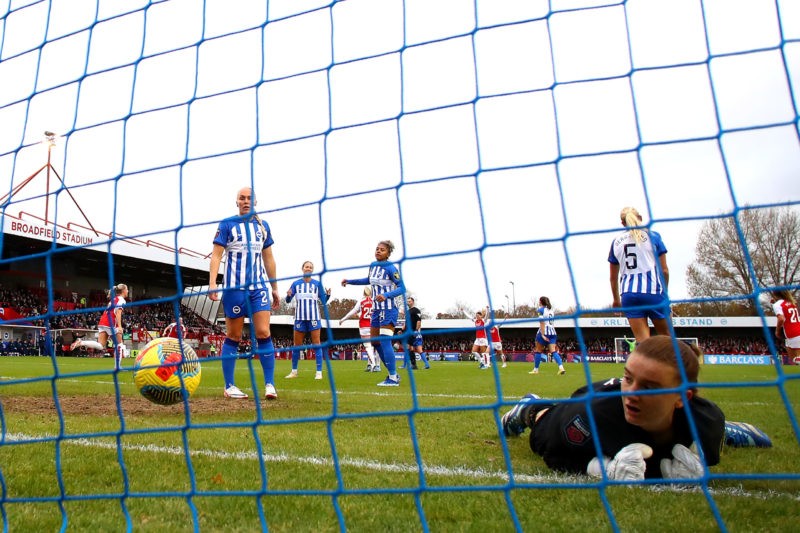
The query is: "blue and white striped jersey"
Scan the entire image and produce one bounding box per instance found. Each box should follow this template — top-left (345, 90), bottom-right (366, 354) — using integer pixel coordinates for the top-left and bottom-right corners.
top-left (287, 278), bottom-right (328, 321)
top-left (345, 261), bottom-right (405, 311)
top-left (213, 215), bottom-right (274, 291)
top-left (608, 229), bottom-right (668, 296)
top-left (538, 306), bottom-right (556, 335)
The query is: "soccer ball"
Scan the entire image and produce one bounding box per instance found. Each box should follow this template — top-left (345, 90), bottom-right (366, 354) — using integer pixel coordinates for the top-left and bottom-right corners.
top-left (134, 338), bottom-right (202, 405)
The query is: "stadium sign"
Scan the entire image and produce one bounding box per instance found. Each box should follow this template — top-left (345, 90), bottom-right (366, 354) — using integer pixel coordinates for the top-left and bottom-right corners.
top-left (5, 219), bottom-right (94, 246)
top-left (586, 354), bottom-right (624, 363)
top-left (703, 354), bottom-right (773, 365)
top-left (578, 316), bottom-right (776, 328)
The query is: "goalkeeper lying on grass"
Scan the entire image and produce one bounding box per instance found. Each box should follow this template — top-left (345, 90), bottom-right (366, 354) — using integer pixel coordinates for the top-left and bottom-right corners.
top-left (502, 335), bottom-right (771, 481)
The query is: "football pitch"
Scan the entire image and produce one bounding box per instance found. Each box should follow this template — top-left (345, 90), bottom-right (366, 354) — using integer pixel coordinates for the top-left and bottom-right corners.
top-left (0, 356), bottom-right (798, 532)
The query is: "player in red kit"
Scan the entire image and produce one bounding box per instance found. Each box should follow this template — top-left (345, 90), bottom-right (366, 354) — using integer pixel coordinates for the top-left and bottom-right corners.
top-left (489, 321), bottom-right (508, 368)
top-left (464, 306), bottom-right (490, 369)
top-left (772, 290), bottom-right (800, 361)
top-left (340, 287), bottom-right (380, 372)
top-left (162, 317), bottom-right (187, 339)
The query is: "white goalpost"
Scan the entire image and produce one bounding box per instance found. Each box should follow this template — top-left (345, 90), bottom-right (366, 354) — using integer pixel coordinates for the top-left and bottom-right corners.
top-left (614, 337), bottom-right (699, 362)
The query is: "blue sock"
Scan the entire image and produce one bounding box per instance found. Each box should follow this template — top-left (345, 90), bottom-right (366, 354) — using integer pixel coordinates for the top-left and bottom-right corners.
top-left (315, 347), bottom-right (323, 372)
top-left (534, 352), bottom-right (542, 370)
top-left (552, 352), bottom-right (563, 365)
top-left (257, 337), bottom-right (275, 385)
top-left (221, 338), bottom-right (240, 388)
top-left (291, 347), bottom-right (300, 371)
top-left (380, 337), bottom-right (396, 374)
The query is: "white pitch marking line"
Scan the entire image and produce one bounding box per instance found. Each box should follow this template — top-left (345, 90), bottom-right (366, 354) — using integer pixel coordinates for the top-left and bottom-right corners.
top-left (3, 433), bottom-right (796, 500)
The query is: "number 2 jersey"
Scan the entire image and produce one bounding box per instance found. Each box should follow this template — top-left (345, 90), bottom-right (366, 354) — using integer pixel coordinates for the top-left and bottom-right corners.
top-left (608, 229), bottom-right (668, 296)
top-left (213, 215), bottom-right (274, 291)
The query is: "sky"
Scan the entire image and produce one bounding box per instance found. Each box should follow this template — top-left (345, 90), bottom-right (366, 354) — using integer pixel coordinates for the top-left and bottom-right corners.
top-left (1, 0), bottom-right (799, 317)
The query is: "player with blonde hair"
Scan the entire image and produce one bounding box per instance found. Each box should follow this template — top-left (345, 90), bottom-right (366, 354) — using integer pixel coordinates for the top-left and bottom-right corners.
top-left (72, 283), bottom-right (129, 370)
top-left (609, 206), bottom-right (670, 343)
top-left (209, 186), bottom-right (280, 400)
top-left (340, 286), bottom-right (380, 372)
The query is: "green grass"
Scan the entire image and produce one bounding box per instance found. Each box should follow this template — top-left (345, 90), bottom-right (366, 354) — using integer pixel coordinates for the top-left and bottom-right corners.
top-left (1, 356), bottom-right (798, 532)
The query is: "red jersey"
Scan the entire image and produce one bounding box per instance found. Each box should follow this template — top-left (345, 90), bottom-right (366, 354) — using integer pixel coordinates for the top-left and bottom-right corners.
top-left (490, 325), bottom-right (501, 343)
top-left (98, 296), bottom-right (125, 328)
top-left (358, 297), bottom-right (373, 329)
top-left (163, 322), bottom-right (187, 338)
top-left (474, 317), bottom-right (487, 339)
top-left (773, 299), bottom-right (800, 339)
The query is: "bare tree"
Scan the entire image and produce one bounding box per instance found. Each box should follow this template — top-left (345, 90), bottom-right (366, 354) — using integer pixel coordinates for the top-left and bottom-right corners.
top-left (686, 206), bottom-right (800, 313)
top-left (324, 298), bottom-right (358, 320)
top-left (437, 300), bottom-right (479, 319)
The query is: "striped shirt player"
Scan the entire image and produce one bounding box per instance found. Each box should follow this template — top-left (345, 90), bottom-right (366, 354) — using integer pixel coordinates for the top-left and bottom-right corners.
top-left (209, 186), bottom-right (280, 401)
top-left (536, 305), bottom-right (557, 346)
top-left (532, 296), bottom-right (565, 375)
top-left (340, 290), bottom-right (380, 371)
top-left (285, 261), bottom-right (331, 379)
top-left (345, 262), bottom-right (405, 324)
top-left (608, 206), bottom-right (671, 342)
top-left (286, 277), bottom-right (329, 326)
top-left (214, 216), bottom-right (274, 297)
top-left (341, 240), bottom-right (405, 386)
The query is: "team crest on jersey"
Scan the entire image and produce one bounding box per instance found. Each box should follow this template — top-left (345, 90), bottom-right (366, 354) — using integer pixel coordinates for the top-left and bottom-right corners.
top-left (563, 415), bottom-right (591, 445)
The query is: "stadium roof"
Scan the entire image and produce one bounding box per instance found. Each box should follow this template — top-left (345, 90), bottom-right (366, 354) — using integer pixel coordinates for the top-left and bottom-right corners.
top-left (1, 210), bottom-right (209, 292)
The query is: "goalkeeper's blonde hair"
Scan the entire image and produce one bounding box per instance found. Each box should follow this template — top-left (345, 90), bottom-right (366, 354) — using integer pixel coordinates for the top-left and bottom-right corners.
top-left (620, 206), bottom-right (645, 243)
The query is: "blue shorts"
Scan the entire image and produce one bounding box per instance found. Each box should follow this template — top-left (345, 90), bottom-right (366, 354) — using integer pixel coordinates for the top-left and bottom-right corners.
top-left (371, 307), bottom-right (399, 329)
top-left (621, 292), bottom-right (669, 320)
top-left (294, 319), bottom-right (321, 333)
top-left (410, 332), bottom-right (423, 347)
top-left (222, 289), bottom-right (271, 319)
top-left (536, 332), bottom-right (557, 346)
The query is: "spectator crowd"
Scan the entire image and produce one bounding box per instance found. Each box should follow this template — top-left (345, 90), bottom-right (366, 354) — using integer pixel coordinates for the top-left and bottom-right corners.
top-left (0, 283), bottom-right (783, 359)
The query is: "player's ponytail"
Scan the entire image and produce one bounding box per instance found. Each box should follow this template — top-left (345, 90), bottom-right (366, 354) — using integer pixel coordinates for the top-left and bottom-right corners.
top-left (539, 296), bottom-right (552, 310)
top-left (620, 207), bottom-right (645, 243)
top-left (773, 289), bottom-right (797, 306)
top-left (107, 284), bottom-right (127, 299)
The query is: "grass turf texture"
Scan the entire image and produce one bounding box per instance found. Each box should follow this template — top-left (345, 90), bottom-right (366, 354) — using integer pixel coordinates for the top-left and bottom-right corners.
top-left (0, 356), bottom-right (798, 532)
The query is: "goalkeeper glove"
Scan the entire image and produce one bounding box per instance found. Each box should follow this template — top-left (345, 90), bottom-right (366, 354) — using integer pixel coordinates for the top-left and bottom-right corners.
top-left (660, 443), bottom-right (704, 479)
top-left (587, 443), bottom-right (653, 481)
